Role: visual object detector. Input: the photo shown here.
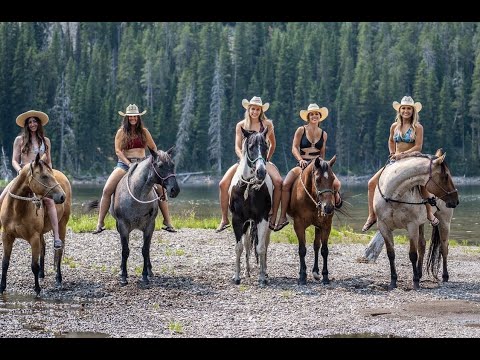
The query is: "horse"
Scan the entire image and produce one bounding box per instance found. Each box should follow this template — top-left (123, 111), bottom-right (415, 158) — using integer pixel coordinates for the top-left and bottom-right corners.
top-left (111, 148), bottom-right (180, 286)
top-left (287, 155), bottom-right (338, 285)
top-left (0, 153), bottom-right (71, 295)
top-left (229, 127), bottom-right (273, 286)
top-left (373, 149), bottom-right (459, 290)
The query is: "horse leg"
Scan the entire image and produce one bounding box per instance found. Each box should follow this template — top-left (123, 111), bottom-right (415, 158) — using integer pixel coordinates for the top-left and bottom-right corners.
top-left (39, 234), bottom-right (46, 279)
top-left (408, 224), bottom-right (420, 290)
top-left (55, 213), bottom-right (69, 286)
top-left (417, 224), bottom-right (426, 281)
top-left (294, 222), bottom-right (307, 285)
top-left (320, 227), bottom-right (331, 285)
top-left (244, 222), bottom-right (251, 278)
top-left (232, 218), bottom-right (244, 285)
top-left (256, 220), bottom-right (269, 286)
top-left (30, 237), bottom-right (42, 295)
top-left (439, 223), bottom-right (450, 282)
top-left (142, 223), bottom-right (155, 284)
top-left (312, 227), bottom-right (321, 281)
top-left (379, 225), bottom-right (397, 290)
top-left (0, 233), bottom-right (14, 294)
top-left (118, 227), bottom-right (130, 286)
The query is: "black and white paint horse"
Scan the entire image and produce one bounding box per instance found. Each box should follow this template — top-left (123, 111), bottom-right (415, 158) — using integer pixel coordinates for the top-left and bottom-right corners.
top-left (229, 127), bottom-right (273, 286)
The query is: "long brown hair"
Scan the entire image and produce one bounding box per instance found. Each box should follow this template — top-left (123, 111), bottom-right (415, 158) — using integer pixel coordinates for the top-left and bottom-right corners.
top-left (119, 115), bottom-right (147, 150)
top-left (20, 117), bottom-right (48, 154)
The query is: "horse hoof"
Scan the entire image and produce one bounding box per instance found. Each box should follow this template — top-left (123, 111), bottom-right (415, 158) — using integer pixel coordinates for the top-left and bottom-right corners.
top-left (298, 278), bottom-right (307, 286)
top-left (234, 279), bottom-right (241, 285)
top-left (413, 282), bottom-right (420, 290)
top-left (322, 279), bottom-right (330, 285)
top-left (388, 284), bottom-right (397, 291)
top-left (120, 278), bottom-right (128, 286)
top-left (258, 279), bottom-right (268, 287)
top-left (312, 272), bottom-right (321, 281)
top-left (142, 277), bottom-right (150, 285)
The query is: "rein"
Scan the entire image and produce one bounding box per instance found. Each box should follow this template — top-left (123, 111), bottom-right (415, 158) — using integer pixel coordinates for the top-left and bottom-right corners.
top-left (8, 161), bottom-right (61, 212)
top-left (126, 156), bottom-right (176, 204)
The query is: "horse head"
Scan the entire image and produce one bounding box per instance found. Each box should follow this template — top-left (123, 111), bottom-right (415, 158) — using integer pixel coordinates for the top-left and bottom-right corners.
top-left (311, 155), bottom-right (337, 216)
top-left (149, 147), bottom-right (180, 198)
top-left (23, 153), bottom-right (65, 204)
top-left (241, 127), bottom-right (269, 182)
top-left (425, 149), bottom-right (459, 208)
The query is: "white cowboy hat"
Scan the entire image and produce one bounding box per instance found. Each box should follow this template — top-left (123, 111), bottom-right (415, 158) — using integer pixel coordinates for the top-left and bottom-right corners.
top-left (299, 103), bottom-right (329, 122)
top-left (241, 96), bottom-right (269, 112)
top-left (392, 96), bottom-right (422, 113)
top-left (16, 110), bottom-right (49, 127)
top-left (118, 104), bottom-right (147, 117)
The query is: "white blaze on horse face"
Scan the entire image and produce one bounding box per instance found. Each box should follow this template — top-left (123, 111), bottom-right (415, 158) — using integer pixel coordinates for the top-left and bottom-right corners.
top-left (323, 171), bottom-right (328, 179)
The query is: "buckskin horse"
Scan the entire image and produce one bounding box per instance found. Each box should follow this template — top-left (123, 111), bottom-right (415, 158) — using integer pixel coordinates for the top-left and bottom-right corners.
top-left (374, 149), bottom-right (459, 290)
top-left (287, 155), bottom-right (338, 285)
top-left (229, 127), bottom-right (272, 286)
top-left (112, 148), bottom-right (180, 286)
top-left (0, 153), bottom-right (71, 295)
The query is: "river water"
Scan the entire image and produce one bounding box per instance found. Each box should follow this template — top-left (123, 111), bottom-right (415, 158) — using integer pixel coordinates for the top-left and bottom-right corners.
top-left (72, 183), bottom-right (479, 245)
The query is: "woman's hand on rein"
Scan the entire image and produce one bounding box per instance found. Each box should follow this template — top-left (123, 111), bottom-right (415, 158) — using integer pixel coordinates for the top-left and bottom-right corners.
top-left (299, 160), bottom-right (308, 169)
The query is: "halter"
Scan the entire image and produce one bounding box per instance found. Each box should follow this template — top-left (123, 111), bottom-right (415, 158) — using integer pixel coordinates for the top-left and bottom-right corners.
top-left (239, 137), bottom-right (267, 200)
top-left (377, 156), bottom-right (458, 206)
top-left (126, 156), bottom-right (177, 204)
top-left (8, 161), bottom-right (62, 212)
top-left (300, 162), bottom-right (334, 214)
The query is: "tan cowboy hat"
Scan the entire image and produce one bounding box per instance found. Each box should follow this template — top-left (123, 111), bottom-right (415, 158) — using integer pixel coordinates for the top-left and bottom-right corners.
top-left (392, 96), bottom-right (422, 113)
top-left (241, 96), bottom-right (269, 112)
top-left (118, 104), bottom-right (147, 117)
top-left (299, 103), bottom-right (329, 122)
top-left (16, 110), bottom-right (49, 127)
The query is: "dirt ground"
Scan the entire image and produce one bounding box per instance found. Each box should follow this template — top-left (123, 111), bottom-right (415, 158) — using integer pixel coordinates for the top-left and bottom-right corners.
top-left (0, 228), bottom-right (479, 338)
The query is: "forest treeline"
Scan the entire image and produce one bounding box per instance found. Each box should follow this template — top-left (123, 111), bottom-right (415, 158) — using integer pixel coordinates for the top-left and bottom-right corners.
top-left (0, 22), bottom-right (479, 179)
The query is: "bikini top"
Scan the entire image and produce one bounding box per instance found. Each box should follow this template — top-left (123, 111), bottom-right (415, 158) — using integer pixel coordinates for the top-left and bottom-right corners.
top-left (393, 127), bottom-right (415, 143)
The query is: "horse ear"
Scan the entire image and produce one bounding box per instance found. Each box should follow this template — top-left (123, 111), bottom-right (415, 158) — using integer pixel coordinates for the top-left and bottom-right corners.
top-left (328, 154), bottom-right (337, 167)
top-left (433, 153), bottom-right (446, 165)
top-left (166, 146), bottom-right (175, 157)
top-left (241, 127), bottom-right (251, 138)
top-left (149, 147), bottom-right (158, 161)
top-left (435, 148), bottom-right (443, 157)
top-left (314, 156), bottom-right (322, 168)
top-left (35, 152), bottom-right (41, 165)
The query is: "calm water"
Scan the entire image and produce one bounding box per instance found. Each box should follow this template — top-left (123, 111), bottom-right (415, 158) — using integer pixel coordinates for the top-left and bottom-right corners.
top-left (73, 183), bottom-right (480, 245)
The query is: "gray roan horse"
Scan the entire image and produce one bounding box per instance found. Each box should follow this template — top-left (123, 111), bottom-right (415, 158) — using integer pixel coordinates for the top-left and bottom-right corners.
top-left (374, 149), bottom-right (459, 290)
top-left (229, 127), bottom-right (273, 286)
top-left (287, 155), bottom-right (338, 285)
top-left (112, 148), bottom-right (179, 286)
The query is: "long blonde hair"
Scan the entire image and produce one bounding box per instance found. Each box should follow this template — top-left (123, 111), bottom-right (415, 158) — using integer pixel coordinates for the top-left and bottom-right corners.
top-left (243, 106), bottom-right (268, 130)
top-left (394, 106), bottom-right (420, 139)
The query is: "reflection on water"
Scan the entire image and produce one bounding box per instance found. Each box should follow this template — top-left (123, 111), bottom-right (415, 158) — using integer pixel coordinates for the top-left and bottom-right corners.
top-left (73, 183), bottom-right (480, 244)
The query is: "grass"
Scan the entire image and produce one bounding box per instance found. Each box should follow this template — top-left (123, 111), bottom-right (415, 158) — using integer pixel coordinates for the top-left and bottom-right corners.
top-left (168, 320), bottom-right (183, 334)
top-left (66, 213), bottom-right (469, 246)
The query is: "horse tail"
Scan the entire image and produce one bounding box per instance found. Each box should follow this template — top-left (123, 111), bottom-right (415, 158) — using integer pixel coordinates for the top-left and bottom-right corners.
top-left (426, 225), bottom-right (441, 280)
top-left (84, 199), bottom-right (99, 212)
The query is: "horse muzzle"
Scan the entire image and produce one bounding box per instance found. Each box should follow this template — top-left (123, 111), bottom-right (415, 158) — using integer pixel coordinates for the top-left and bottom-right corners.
top-left (52, 193), bottom-right (66, 204)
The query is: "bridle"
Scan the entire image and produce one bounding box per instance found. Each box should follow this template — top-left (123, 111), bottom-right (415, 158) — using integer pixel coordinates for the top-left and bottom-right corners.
top-left (126, 156), bottom-right (176, 204)
top-left (300, 161), bottom-right (334, 214)
top-left (239, 137), bottom-right (267, 199)
top-left (8, 160), bottom-right (62, 211)
top-left (377, 157), bottom-right (458, 205)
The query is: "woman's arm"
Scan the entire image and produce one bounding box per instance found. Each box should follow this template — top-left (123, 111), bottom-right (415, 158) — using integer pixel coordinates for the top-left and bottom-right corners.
top-left (266, 121), bottom-right (276, 162)
top-left (234, 121), bottom-right (244, 160)
top-left (320, 131), bottom-right (327, 159)
top-left (114, 129), bottom-right (131, 166)
top-left (143, 128), bottom-right (158, 152)
top-left (388, 123), bottom-right (396, 155)
top-left (11, 136), bottom-right (22, 174)
top-left (44, 137), bottom-right (53, 168)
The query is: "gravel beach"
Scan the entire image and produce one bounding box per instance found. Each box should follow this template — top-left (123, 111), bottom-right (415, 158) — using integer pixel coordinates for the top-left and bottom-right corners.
top-left (0, 228), bottom-right (479, 338)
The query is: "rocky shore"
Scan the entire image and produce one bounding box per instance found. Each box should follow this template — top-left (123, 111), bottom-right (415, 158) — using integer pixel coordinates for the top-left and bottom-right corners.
top-left (0, 228), bottom-right (479, 338)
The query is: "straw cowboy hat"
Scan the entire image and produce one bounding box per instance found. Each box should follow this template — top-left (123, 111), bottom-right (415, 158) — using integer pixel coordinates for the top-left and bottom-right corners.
top-left (299, 103), bottom-right (329, 122)
top-left (16, 110), bottom-right (49, 127)
top-left (242, 96), bottom-right (269, 112)
top-left (392, 96), bottom-right (422, 113)
top-left (118, 104), bottom-right (147, 117)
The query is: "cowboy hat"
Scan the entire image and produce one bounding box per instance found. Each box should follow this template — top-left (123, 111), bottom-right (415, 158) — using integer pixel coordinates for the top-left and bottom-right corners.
top-left (118, 104), bottom-right (147, 117)
top-left (299, 103), bottom-right (329, 122)
top-left (16, 110), bottom-right (49, 127)
top-left (392, 96), bottom-right (422, 113)
top-left (241, 96), bottom-right (269, 112)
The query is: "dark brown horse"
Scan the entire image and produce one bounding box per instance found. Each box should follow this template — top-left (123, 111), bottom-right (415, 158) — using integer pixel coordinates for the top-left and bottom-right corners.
top-left (0, 153), bottom-right (71, 295)
top-left (287, 155), bottom-right (338, 285)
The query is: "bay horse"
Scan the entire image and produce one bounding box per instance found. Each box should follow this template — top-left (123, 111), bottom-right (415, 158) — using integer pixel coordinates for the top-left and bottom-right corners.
top-left (287, 155), bottom-right (338, 285)
top-left (374, 149), bottom-right (459, 290)
top-left (229, 127), bottom-right (272, 286)
top-left (112, 148), bottom-right (179, 286)
top-left (0, 153), bottom-right (71, 295)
